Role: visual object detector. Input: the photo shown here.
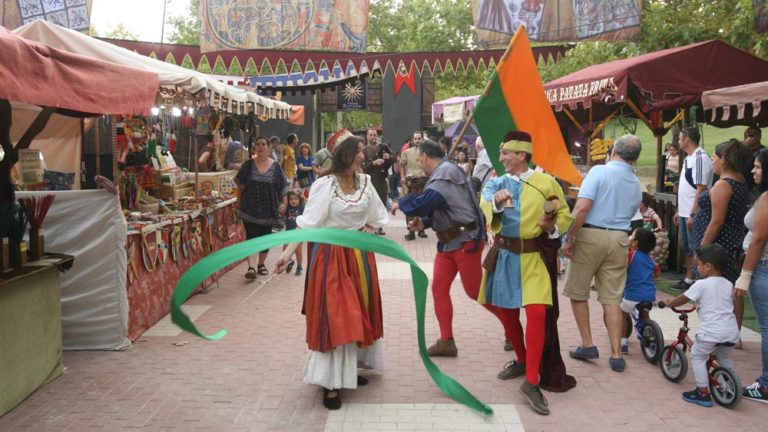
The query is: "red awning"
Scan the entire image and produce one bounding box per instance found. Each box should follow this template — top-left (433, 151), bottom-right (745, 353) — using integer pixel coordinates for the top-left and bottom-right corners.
top-left (543, 40), bottom-right (768, 123)
top-left (0, 26), bottom-right (158, 115)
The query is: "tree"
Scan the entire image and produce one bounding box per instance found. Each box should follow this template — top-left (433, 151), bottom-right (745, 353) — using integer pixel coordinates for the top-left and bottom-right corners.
top-left (90, 23), bottom-right (139, 41)
top-left (539, 0), bottom-right (768, 82)
top-left (167, 0), bottom-right (201, 45)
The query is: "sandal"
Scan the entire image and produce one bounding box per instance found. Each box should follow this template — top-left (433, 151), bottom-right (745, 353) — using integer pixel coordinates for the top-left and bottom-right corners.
top-left (245, 267), bottom-right (257, 280)
top-left (322, 388), bottom-right (341, 410)
top-left (257, 264), bottom-right (269, 275)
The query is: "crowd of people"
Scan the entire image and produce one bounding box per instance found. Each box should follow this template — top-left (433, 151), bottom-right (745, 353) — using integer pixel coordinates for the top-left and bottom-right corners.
top-left (229, 124), bottom-right (768, 416)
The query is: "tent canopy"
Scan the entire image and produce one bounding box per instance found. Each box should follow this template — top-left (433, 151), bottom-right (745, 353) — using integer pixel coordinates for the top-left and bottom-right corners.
top-left (702, 81), bottom-right (768, 128)
top-left (0, 26), bottom-right (157, 115)
top-left (14, 21), bottom-right (291, 118)
top-left (544, 40), bottom-right (768, 125)
top-left (444, 120), bottom-right (479, 143)
top-left (432, 95), bottom-right (479, 124)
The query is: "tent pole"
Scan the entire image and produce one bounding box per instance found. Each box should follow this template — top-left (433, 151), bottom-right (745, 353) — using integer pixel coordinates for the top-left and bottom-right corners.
top-left (194, 133), bottom-right (199, 201)
top-left (656, 134), bottom-right (664, 192)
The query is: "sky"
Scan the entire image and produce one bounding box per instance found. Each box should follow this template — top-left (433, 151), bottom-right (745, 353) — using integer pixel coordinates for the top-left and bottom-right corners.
top-left (90, 0), bottom-right (192, 42)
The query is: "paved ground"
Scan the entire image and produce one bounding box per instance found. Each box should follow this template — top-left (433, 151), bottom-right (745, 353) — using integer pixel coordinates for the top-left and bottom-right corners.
top-left (1, 213), bottom-right (766, 431)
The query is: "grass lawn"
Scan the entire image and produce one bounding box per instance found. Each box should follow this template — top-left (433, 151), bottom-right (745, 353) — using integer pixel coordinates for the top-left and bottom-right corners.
top-left (602, 122), bottom-right (748, 167)
top-left (655, 278), bottom-right (759, 333)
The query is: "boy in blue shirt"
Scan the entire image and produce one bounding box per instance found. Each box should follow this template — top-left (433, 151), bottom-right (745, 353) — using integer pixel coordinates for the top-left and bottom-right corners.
top-left (620, 228), bottom-right (660, 354)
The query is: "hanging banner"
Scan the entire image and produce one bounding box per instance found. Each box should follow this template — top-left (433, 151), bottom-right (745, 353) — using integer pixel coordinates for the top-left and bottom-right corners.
top-left (471, 0), bottom-right (641, 47)
top-left (6, 0), bottom-right (92, 31)
top-left (336, 81), bottom-right (368, 110)
top-left (442, 103), bottom-right (465, 124)
top-left (756, 0), bottom-right (768, 33)
top-left (200, 0), bottom-right (370, 53)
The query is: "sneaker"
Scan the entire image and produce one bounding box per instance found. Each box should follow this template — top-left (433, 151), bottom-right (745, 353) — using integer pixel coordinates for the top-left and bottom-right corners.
top-left (621, 344), bottom-right (629, 355)
top-left (503, 338), bottom-right (514, 352)
top-left (377, 228), bottom-right (386, 235)
top-left (682, 389), bottom-right (713, 407)
top-left (609, 357), bottom-right (626, 372)
top-left (418, 231), bottom-right (428, 238)
top-left (404, 233), bottom-right (416, 241)
top-left (285, 260), bottom-right (295, 274)
top-left (519, 380), bottom-right (550, 415)
top-left (497, 360), bottom-right (526, 380)
top-left (295, 266), bottom-right (303, 276)
top-left (673, 279), bottom-right (693, 291)
top-left (569, 345), bottom-right (599, 360)
top-left (427, 338), bottom-right (458, 357)
top-left (743, 382), bottom-right (768, 403)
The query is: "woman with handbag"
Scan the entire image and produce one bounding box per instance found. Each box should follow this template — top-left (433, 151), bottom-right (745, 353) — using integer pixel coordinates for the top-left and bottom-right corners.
top-left (296, 142), bottom-right (315, 193)
top-left (691, 140), bottom-right (751, 329)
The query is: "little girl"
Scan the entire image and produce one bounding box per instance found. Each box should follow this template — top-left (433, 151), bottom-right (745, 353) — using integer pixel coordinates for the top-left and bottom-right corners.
top-left (283, 190), bottom-right (305, 275)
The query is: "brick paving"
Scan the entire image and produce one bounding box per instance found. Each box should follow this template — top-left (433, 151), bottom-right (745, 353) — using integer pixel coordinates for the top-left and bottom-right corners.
top-left (1, 212), bottom-right (767, 431)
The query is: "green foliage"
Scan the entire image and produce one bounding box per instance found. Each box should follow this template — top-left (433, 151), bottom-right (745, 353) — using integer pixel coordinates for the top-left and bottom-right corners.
top-left (539, 0), bottom-right (768, 82)
top-left (91, 23), bottom-right (139, 41)
top-left (368, 0), bottom-right (475, 52)
top-left (322, 112), bottom-right (383, 136)
top-left (167, 0), bottom-right (201, 45)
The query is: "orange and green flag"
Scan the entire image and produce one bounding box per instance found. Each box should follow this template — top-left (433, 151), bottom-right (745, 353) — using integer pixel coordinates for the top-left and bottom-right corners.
top-left (473, 27), bottom-right (582, 186)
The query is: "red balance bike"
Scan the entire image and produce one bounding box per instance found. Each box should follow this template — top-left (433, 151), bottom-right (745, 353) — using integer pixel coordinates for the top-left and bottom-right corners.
top-left (657, 302), bottom-right (742, 408)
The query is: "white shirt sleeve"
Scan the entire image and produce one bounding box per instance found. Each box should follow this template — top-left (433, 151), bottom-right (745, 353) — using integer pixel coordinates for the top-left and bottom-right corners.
top-left (296, 176), bottom-right (333, 229)
top-left (365, 179), bottom-right (390, 228)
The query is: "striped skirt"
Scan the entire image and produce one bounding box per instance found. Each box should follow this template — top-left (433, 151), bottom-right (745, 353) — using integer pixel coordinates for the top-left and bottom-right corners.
top-left (304, 243), bottom-right (384, 352)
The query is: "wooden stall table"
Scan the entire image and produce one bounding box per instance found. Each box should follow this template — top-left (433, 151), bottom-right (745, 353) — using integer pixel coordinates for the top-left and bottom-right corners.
top-left (125, 198), bottom-right (244, 340)
top-left (0, 255), bottom-right (73, 416)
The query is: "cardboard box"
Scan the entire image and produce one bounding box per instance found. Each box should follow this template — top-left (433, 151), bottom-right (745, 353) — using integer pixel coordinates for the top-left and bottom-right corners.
top-left (152, 183), bottom-right (192, 200)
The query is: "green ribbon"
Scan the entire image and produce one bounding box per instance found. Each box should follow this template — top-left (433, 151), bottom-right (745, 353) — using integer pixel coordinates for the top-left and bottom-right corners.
top-left (171, 227), bottom-right (493, 415)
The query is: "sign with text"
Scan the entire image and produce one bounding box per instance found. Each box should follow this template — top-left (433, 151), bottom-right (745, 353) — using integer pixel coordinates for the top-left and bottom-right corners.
top-left (337, 81), bottom-right (368, 110)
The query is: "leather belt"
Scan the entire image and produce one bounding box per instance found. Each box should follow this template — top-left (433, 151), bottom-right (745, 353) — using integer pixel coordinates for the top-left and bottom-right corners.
top-left (495, 235), bottom-right (539, 254)
top-left (435, 222), bottom-right (478, 243)
top-left (583, 223), bottom-right (630, 235)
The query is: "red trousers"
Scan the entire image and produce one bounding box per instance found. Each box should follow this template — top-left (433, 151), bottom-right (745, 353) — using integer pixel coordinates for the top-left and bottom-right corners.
top-left (432, 239), bottom-right (546, 385)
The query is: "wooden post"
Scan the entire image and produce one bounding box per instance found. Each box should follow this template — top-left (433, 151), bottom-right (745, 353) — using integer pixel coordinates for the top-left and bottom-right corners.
top-left (656, 134), bottom-right (664, 192)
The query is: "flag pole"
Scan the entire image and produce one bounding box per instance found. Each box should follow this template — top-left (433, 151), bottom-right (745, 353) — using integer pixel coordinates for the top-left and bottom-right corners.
top-left (446, 30), bottom-right (521, 161)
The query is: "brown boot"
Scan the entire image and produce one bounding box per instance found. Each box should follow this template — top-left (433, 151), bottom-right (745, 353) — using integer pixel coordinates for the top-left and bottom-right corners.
top-left (427, 338), bottom-right (458, 357)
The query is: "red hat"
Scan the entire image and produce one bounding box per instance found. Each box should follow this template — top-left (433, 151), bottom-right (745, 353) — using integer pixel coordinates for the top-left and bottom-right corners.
top-left (327, 128), bottom-right (353, 150)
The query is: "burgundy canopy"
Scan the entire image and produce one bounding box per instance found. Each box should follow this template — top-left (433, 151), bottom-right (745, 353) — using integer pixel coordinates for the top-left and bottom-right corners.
top-left (543, 40), bottom-right (768, 124)
top-left (0, 26), bottom-right (158, 115)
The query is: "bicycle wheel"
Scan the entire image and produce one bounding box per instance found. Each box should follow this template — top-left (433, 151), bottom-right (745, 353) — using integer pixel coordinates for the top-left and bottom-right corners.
top-left (659, 345), bottom-right (687, 382)
top-left (709, 366), bottom-right (743, 408)
top-left (640, 320), bottom-right (664, 364)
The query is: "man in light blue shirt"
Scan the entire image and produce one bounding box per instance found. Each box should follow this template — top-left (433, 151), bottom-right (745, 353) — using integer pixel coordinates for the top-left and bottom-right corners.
top-left (562, 134), bottom-right (643, 373)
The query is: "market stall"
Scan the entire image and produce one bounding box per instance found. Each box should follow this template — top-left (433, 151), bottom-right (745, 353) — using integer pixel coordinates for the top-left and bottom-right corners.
top-left (5, 22), bottom-right (294, 349)
top-left (543, 40), bottom-right (768, 191)
top-left (703, 80), bottom-right (768, 127)
top-left (0, 24), bottom-right (159, 417)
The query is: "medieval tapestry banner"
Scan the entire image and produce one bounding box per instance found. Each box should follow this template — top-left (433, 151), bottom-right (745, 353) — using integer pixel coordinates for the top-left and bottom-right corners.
top-left (200, 0), bottom-right (370, 53)
top-left (756, 0), bottom-right (768, 33)
top-left (4, 0), bottom-right (91, 31)
top-left (471, 0), bottom-right (641, 47)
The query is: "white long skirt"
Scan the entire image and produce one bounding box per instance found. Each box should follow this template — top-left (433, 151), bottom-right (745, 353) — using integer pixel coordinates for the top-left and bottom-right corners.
top-left (303, 339), bottom-right (384, 389)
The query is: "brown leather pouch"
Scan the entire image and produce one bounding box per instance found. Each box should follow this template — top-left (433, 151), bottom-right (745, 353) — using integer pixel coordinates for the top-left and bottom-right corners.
top-left (482, 245), bottom-right (500, 272)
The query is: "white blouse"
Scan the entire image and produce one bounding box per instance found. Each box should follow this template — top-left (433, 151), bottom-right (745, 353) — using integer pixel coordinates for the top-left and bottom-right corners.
top-left (297, 173), bottom-right (389, 231)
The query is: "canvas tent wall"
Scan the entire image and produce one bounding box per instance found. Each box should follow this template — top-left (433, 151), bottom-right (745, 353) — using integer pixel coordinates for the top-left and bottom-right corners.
top-left (1, 25), bottom-right (159, 350)
top-left (703, 81), bottom-right (768, 128)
